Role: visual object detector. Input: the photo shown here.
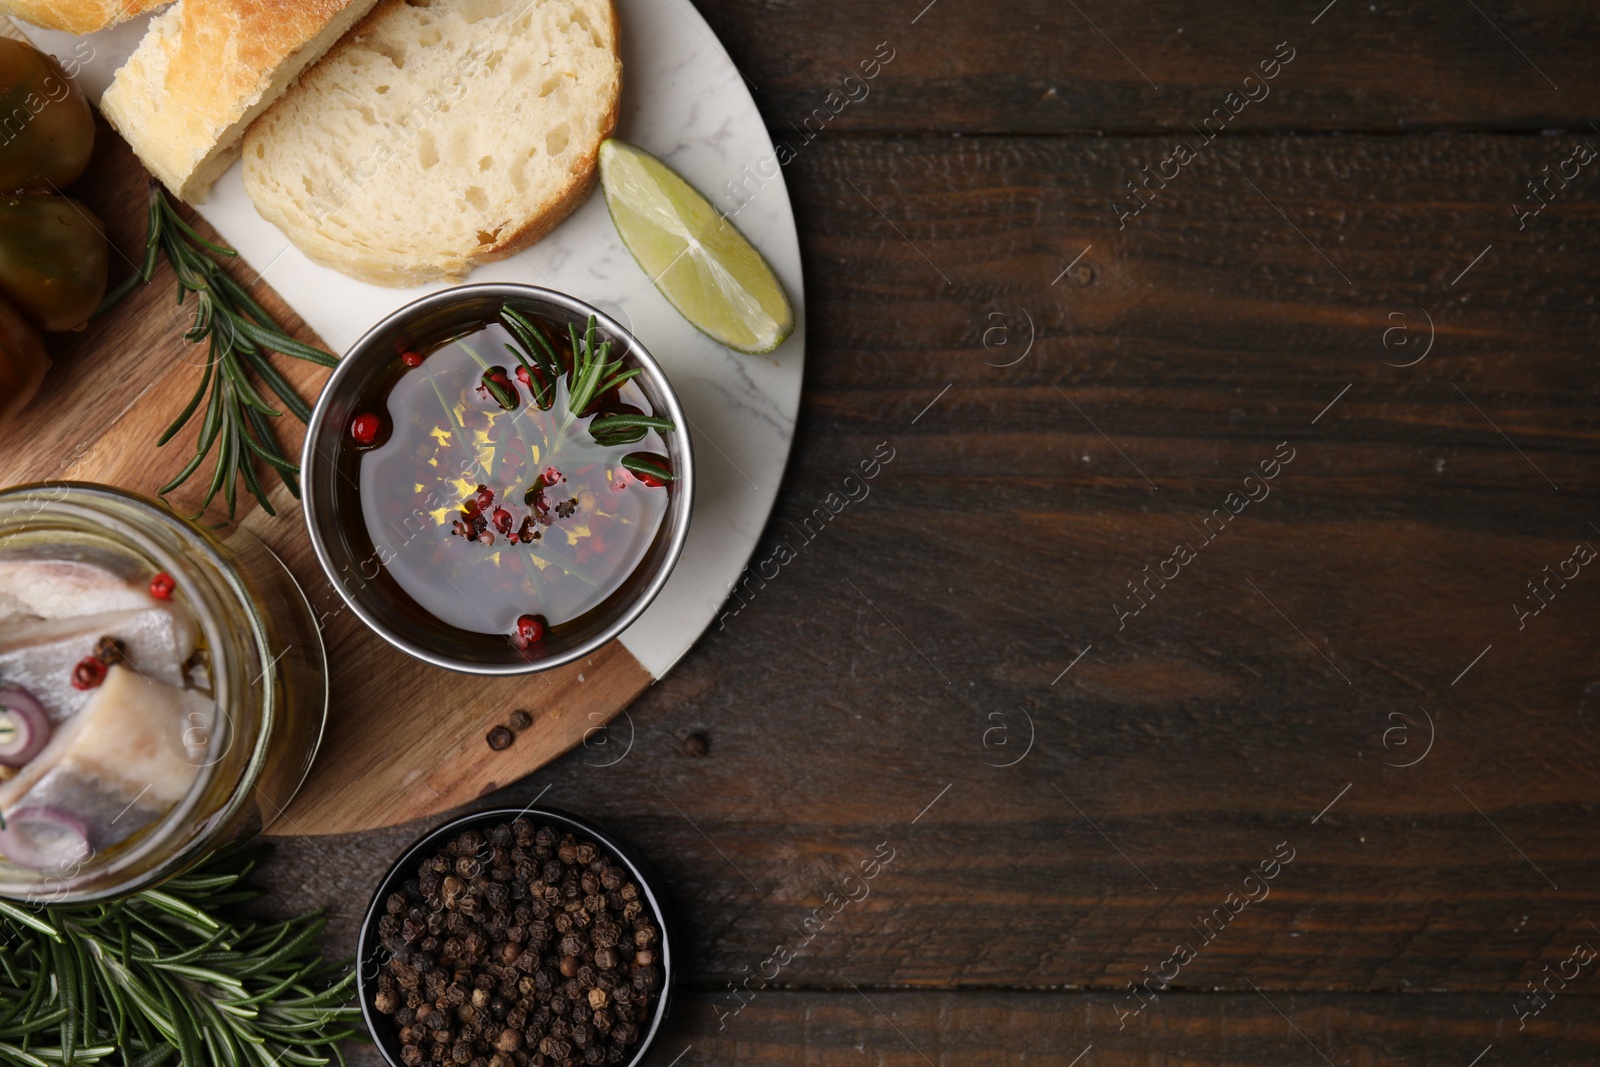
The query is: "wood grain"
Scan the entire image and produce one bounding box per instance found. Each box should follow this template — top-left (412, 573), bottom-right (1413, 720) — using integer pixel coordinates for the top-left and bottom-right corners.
top-left (0, 122), bottom-right (655, 837)
top-left (252, 126), bottom-right (1600, 1008)
top-left (695, 0), bottom-right (1597, 133)
top-left (637, 990), bottom-right (1600, 1065)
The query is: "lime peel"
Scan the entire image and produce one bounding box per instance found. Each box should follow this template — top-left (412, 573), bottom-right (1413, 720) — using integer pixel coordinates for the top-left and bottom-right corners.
top-left (599, 139), bottom-right (795, 355)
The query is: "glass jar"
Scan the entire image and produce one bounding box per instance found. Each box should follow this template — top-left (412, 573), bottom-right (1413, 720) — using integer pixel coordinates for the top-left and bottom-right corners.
top-left (0, 483), bottom-right (327, 902)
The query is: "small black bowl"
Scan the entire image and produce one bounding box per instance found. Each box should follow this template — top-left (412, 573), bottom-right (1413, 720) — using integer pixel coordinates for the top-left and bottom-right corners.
top-left (356, 807), bottom-right (674, 1067)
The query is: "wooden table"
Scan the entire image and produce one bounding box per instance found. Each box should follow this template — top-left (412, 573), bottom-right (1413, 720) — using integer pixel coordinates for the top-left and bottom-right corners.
top-left (36, 0), bottom-right (1600, 1062)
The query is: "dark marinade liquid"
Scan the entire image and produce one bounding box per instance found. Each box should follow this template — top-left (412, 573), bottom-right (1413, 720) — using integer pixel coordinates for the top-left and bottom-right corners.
top-left (355, 322), bottom-right (670, 638)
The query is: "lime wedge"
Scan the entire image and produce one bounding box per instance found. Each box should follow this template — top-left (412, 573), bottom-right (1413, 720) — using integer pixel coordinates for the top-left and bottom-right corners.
top-left (599, 139), bottom-right (794, 355)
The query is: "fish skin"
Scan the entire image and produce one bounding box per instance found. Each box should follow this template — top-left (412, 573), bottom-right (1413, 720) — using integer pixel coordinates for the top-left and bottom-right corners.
top-left (0, 604), bottom-right (199, 722)
top-left (0, 556), bottom-right (162, 626)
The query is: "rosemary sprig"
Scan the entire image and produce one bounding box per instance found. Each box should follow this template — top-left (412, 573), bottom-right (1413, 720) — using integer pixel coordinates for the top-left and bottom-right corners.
top-left (498, 308), bottom-right (677, 485)
top-left (98, 182), bottom-right (338, 519)
top-left (0, 846), bottom-right (362, 1067)
top-left (499, 307), bottom-right (649, 428)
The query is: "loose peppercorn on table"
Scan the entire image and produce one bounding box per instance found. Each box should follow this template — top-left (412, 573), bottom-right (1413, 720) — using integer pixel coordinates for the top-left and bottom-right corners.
top-left (6, 0), bottom-right (1600, 1062)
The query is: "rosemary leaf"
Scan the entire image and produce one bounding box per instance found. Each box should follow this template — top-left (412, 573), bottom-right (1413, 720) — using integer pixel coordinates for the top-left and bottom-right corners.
top-left (588, 414), bottom-right (674, 434)
top-left (621, 454), bottom-right (676, 483)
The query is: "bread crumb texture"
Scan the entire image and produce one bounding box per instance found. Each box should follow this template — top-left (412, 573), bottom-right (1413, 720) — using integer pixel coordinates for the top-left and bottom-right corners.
top-left (243, 0), bottom-right (621, 286)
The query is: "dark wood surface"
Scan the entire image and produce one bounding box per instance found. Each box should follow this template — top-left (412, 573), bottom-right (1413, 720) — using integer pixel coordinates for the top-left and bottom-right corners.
top-left (49, 1), bottom-right (1600, 1063)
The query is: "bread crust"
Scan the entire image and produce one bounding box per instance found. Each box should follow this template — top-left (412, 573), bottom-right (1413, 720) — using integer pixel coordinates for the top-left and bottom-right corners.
top-left (470, 0), bottom-right (620, 275)
top-left (0, 0), bottom-right (166, 35)
top-left (242, 0), bottom-right (623, 287)
top-left (101, 0), bottom-right (383, 202)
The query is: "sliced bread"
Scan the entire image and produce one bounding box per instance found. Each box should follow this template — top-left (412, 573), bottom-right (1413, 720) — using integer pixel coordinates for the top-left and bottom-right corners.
top-left (240, 0), bottom-right (621, 287)
top-left (100, 0), bottom-right (384, 202)
top-left (0, 0), bottom-right (167, 35)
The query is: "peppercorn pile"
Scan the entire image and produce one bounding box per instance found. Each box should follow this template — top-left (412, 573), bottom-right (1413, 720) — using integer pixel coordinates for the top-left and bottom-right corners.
top-left (373, 819), bottom-right (663, 1067)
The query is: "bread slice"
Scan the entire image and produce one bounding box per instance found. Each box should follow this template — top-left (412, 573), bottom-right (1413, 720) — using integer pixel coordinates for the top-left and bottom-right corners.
top-left (240, 0), bottom-right (621, 287)
top-left (0, 0), bottom-right (167, 35)
top-left (100, 0), bottom-right (384, 202)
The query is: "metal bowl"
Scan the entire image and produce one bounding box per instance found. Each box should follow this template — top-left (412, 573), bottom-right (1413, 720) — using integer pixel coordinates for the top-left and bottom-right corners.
top-left (301, 284), bottom-right (693, 675)
top-left (356, 806), bottom-right (674, 1067)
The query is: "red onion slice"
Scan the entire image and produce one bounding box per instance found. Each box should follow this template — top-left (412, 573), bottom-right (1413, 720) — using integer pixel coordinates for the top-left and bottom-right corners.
top-left (0, 687), bottom-right (49, 766)
top-left (0, 807), bottom-right (90, 871)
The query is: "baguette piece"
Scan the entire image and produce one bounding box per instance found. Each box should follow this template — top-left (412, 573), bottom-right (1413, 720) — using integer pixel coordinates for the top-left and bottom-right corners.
top-left (241, 0), bottom-right (621, 286)
top-left (100, 0), bottom-right (384, 202)
top-left (0, 0), bottom-right (167, 35)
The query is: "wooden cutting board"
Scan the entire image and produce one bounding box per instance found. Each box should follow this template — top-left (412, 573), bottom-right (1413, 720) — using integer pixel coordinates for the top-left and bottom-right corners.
top-left (0, 124), bottom-right (653, 837)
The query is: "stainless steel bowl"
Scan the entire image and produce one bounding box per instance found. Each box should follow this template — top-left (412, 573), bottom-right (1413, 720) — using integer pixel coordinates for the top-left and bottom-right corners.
top-left (356, 806), bottom-right (674, 1067)
top-left (301, 284), bottom-right (693, 675)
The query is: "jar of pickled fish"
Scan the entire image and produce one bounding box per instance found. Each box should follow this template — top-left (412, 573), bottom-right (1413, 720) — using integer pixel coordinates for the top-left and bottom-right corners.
top-left (0, 483), bottom-right (327, 902)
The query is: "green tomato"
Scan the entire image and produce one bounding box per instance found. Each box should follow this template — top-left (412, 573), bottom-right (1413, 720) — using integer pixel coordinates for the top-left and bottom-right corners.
top-left (0, 292), bottom-right (49, 426)
top-left (0, 37), bottom-right (94, 191)
top-left (0, 194), bottom-right (108, 332)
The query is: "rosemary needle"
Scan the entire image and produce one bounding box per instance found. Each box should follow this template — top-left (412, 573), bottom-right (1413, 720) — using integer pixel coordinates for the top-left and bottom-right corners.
top-left (97, 182), bottom-right (337, 520)
top-left (0, 846), bottom-right (362, 1067)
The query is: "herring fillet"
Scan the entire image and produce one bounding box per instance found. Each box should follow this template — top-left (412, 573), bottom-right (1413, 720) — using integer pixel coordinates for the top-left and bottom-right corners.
top-left (0, 666), bottom-right (211, 851)
top-left (0, 606), bottom-right (199, 721)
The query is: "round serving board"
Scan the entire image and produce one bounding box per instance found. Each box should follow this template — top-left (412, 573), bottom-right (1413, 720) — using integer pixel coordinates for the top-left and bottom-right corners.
top-left (4, 1), bottom-right (804, 835)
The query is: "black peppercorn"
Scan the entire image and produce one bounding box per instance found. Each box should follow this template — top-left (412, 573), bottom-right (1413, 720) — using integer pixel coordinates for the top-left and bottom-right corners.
top-left (681, 733), bottom-right (707, 757)
top-left (486, 726), bottom-right (513, 751)
top-left (508, 709), bottom-right (532, 730)
top-left (377, 822), bottom-right (658, 1067)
